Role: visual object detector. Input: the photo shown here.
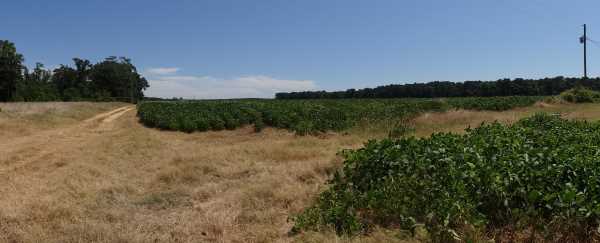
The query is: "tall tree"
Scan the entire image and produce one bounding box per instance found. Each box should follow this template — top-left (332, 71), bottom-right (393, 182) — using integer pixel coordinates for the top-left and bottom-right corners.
top-left (51, 64), bottom-right (79, 101)
top-left (73, 58), bottom-right (92, 97)
top-left (17, 63), bottom-right (59, 101)
top-left (0, 40), bottom-right (24, 101)
top-left (90, 56), bottom-right (149, 102)
top-left (51, 58), bottom-right (94, 101)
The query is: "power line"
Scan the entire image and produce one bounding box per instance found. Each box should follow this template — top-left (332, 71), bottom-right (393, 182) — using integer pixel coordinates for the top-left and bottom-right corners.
top-left (586, 37), bottom-right (600, 48)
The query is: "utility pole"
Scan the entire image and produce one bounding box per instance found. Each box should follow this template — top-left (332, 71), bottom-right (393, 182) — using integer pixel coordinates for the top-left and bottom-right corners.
top-left (581, 24), bottom-right (588, 78)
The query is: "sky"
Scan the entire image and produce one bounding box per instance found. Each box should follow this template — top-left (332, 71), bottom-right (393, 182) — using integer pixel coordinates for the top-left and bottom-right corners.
top-left (3, 0), bottom-right (600, 99)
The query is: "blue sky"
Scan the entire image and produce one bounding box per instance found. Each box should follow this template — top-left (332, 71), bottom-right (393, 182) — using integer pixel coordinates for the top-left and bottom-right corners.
top-left (3, 0), bottom-right (600, 98)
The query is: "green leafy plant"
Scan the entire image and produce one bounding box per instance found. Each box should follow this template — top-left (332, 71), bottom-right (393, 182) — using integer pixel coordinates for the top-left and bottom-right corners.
top-left (137, 97), bottom-right (542, 135)
top-left (388, 119), bottom-right (414, 138)
top-left (293, 113), bottom-right (600, 241)
top-left (560, 86), bottom-right (600, 103)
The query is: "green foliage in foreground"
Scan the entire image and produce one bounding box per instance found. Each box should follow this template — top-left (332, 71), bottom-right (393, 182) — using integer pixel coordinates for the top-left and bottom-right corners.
top-left (293, 114), bottom-right (600, 240)
top-left (137, 96), bottom-right (543, 134)
top-left (560, 87), bottom-right (600, 103)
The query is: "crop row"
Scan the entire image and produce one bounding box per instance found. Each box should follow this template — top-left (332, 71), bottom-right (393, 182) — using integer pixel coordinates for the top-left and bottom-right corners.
top-left (137, 96), bottom-right (543, 134)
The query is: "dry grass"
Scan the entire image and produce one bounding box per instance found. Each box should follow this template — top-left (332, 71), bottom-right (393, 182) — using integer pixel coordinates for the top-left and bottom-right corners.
top-left (0, 102), bottom-right (125, 139)
top-left (0, 104), bottom-right (364, 243)
top-left (412, 102), bottom-right (600, 136)
top-left (2, 102), bottom-right (600, 243)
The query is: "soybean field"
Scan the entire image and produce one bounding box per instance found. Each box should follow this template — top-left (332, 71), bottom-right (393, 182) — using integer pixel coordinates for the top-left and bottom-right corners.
top-left (137, 96), bottom-right (543, 135)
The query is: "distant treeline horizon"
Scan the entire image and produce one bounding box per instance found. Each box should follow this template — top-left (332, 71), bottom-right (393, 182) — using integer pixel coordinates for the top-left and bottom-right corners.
top-left (0, 40), bottom-right (148, 103)
top-left (275, 77), bottom-right (599, 99)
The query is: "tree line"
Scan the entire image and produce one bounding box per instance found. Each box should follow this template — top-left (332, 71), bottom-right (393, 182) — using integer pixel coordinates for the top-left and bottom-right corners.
top-left (275, 77), bottom-right (600, 99)
top-left (0, 40), bottom-right (148, 102)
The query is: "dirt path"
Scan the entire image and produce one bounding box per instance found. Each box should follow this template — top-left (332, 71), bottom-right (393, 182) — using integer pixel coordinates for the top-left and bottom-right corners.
top-left (0, 106), bottom-right (134, 148)
top-left (0, 106), bottom-right (136, 214)
top-left (0, 106), bottom-right (135, 171)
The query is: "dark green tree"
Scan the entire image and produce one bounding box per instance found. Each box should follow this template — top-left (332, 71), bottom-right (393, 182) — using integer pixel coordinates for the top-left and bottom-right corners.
top-left (16, 63), bottom-right (59, 101)
top-left (52, 64), bottom-right (80, 101)
top-left (90, 56), bottom-right (148, 102)
top-left (51, 58), bottom-right (94, 101)
top-left (73, 58), bottom-right (93, 98)
top-left (276, 76), bottom-right (600, 99)
top-left (0, 40), bottom-right (24, 101)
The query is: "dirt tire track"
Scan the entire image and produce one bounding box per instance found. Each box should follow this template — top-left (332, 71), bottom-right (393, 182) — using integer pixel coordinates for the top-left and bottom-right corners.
top-left (82, 106), bottom-right (132, 124)
top-left (0, 106), bottom-right (135, 176)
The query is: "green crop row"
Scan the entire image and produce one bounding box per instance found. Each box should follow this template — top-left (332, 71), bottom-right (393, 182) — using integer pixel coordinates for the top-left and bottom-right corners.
top-left (137, 96), bottom-right (543, 134)
top-left (293, 114), bottom-right (600, 241)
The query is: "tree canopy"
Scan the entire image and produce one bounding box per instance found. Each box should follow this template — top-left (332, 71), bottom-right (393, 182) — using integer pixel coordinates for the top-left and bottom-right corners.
top-left (276, 77), bottom-right (600, 99)
top-left (90, 56), bottom-right (149, 102)
top-left (0, 40), bottom-right (149, 103)
top-left (0, 40), bottom-right (24, 101)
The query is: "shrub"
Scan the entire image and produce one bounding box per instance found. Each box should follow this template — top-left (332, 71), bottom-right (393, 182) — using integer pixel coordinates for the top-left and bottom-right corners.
top-left (210, 118), bottom-right (225, 131)
top-left (293, 114), bottom-right (600, 241)
top-left (195, 118), bottom-right (210, 132)
top-left (560, 87), bottom-right (600, 103)
top-left (179, 118), bottom-right (196, 133)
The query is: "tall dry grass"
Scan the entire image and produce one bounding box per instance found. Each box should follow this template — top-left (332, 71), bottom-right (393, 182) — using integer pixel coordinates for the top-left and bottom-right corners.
top-left (0, 102), bottom-right (124, 139)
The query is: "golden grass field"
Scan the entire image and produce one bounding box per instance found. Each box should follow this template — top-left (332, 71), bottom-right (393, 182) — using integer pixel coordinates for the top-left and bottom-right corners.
top-left (2, 102), bottom-right (600, 243)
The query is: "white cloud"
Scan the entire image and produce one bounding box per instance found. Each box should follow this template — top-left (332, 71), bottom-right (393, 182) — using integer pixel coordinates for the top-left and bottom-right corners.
top-left (145, 67), bottom-right (180, 75)
top-left (144, 74), bottom-right (317, 99)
